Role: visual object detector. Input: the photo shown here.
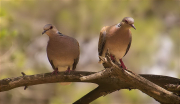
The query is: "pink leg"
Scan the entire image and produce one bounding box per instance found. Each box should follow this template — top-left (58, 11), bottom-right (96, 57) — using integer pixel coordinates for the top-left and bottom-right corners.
top-left (110, 54), bottom-right (115, 62)
top-left (119, 59), bottom-right (127, 70)
top-left (52, 68), bottom-right (59, 75)
top-left (65, 67), bottom-right (71, 74)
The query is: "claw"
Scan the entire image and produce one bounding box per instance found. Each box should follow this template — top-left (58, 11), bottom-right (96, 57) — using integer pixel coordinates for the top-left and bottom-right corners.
top-left (52, 68), bottom-right (59, 75)
top-left (65, 67), bottom-right (71, 74)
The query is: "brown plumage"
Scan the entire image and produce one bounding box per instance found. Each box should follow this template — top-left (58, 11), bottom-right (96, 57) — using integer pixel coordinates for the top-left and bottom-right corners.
top-left (98, 17), bottom-right (136, 69)
top-left (42, 24), bottom-right (80, 74)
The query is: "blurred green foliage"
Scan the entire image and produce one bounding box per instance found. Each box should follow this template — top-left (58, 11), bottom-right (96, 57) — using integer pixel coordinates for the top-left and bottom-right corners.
top-left (0, 0), bottom-right (180, 104)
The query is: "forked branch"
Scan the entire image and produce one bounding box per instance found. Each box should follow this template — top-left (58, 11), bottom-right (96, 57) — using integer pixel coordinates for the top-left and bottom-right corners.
top-left (0, 50), bottom-right (180, 104)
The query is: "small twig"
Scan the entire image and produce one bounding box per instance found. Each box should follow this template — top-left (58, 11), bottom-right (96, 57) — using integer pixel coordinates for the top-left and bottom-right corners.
top-left (165, 84), bottom-right (180, 95)
top-left (21, 72), bottom-right (26, 76)
top-left (165, 84), bottom-right (180, 91)
top-left (21, 72), bottom-right (28, 90)
top-left (99, 56), bottom-right (107, 63)
top-left (24, 86), bottom-right (28, 90)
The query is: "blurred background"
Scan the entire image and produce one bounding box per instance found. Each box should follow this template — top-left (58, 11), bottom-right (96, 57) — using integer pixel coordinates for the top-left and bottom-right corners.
top-left (0, 0), bottom-right (180, 104)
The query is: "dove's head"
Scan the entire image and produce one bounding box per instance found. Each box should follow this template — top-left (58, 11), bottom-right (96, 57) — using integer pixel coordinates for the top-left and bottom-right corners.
top-left (42, 24), bottom-right (59, 36)
top-left (121, 17), bottom-right (136, 30)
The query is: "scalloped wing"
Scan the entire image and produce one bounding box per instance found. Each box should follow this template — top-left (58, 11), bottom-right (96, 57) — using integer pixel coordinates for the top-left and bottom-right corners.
top-left (98, 26), bottom-right (109, 56)
top-left (48, 58), bottom-right (56, 70)
top-left (72, 42), bottom-right (80, 70)
top-left (123, 36), bottom-right (132, 57)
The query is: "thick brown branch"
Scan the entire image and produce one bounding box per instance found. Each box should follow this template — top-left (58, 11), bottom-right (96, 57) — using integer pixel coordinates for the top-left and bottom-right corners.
top-left (0, 51), bottom-right (180, 104)
top-left (0, 71), bottom-right (180, 103)
top-left (0, 71), bottom-right (179, 93)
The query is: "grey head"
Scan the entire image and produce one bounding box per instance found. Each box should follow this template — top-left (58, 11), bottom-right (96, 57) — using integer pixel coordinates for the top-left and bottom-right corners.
top-left (42, 24), bottom-right (61, 36)
top-left (121, 17), bottom-right (136, 30)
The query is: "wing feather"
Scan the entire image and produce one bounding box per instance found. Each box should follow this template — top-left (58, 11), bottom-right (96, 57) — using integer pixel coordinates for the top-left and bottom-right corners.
top-left (98, 26), bottom-right (109, 56)
top-left (72, 42), bottom-right (80, 70)
top-left (123, 36), bottom-right (132, 57)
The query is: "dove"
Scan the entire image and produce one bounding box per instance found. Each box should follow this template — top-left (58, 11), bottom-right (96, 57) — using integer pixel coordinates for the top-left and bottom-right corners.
top-left (98, 17), bottom-right (136, 69)
top-left (42, 24), bottom-right (80, 74)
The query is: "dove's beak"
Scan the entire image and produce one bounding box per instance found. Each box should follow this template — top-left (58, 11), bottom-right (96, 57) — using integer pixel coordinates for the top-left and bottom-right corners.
top-left (42, 30), bottom-right (47, 35)
top-left (130, 24), bottom-right (136, 30)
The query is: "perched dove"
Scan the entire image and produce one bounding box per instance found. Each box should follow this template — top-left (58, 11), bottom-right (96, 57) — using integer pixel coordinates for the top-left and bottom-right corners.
top-left (98, 17), bottom-right (136, 69)
top-left (42, 24), bottom-right (80, 74)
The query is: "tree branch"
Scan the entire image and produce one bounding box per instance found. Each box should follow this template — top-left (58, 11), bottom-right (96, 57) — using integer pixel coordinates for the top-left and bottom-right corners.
top-left (0, 71), bottom-right (179, 103)
top-left (0, 51), bottom-right (180, 103)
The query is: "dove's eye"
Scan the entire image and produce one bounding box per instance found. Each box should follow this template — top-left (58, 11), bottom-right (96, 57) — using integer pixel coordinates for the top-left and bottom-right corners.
top-left (125, 20), bottom-right (128, 24)
top-left (50, 26), bottom-right (53, 29)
